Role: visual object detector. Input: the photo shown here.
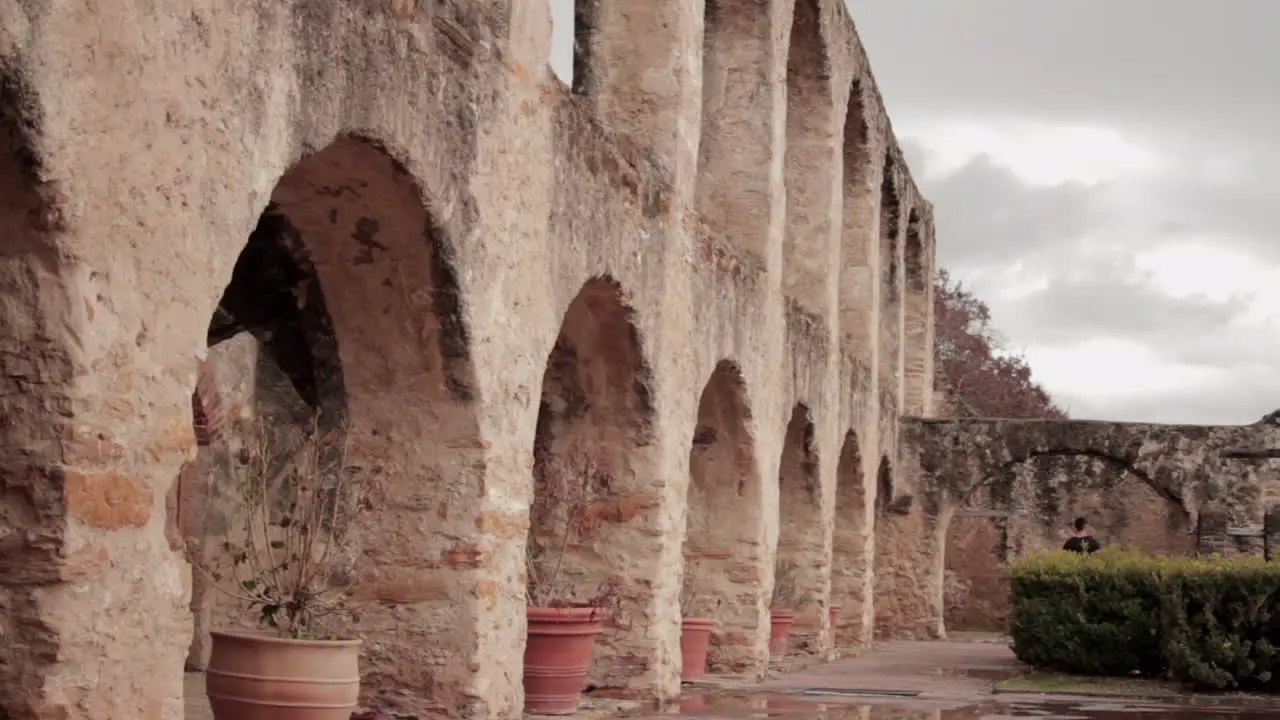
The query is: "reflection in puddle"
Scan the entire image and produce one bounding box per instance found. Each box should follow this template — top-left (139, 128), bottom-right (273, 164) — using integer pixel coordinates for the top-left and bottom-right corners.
top-left (663, 692), bottom-right (1280, 720)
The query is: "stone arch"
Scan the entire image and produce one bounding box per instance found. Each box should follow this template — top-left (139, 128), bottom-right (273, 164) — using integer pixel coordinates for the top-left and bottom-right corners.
top-left (877, 157), bottom-right (903, 399)
top-left (187, 135), bottom-right (487, 715)
top-left (830, 430), bottom-right (868, 646)
top-left (943, 452), bottom-right (1194, 633)
top-left (838, 78), bottom-right (874, 355)
top-left (529, 276), bottom-right (660, 690)
top-left (696, 0), bottom-right (774, 262)
top-left (183, 197), bottom-right (353, 669)
top-left (683, 359), bottom-right (766, 673)
top-left (982, 451), bottom-right (1190, 542)
top-left (782, 0), bottom-right (837, 315)
top-left (902, 210), bottom-right (929, 416)
top-left (774, 403), bottom-right (827, 655)
top-left (982, 448), bottom-right (1183, 506)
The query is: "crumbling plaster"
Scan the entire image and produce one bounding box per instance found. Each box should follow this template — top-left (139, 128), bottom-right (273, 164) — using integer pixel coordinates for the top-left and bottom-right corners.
top-left (0, 1), bottom-right (939, 719)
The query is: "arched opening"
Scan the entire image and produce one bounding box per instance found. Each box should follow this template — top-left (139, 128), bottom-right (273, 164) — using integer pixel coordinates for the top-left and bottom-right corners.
top-left (838, 78), bottom-right (874, 355)
top-left (943, 454), bottom-right (1193, 632)
top-left (695, 0), bottom-right (774, 263)
top-left (830, 430), bottom-right (867, 647)
top-left (181, 137), bottom-right (486, 717)
top-left (182, 202), bottom-right (350, 669)
top-left (684, 360), bottom-right (766, 673)
top-left (781, 0), bottom-right (836, 315)
top-left (902, 210), bottom-right (929, 416)
top-left (528, 277), bottom-right (659, 691)
top-left (869, 454), bottom-right (898, 639)
top-left (774, 404), bottom-right (826, 655)
top-left (875, 454), bottom-right (893, 520)
top-left (877, 157), bottom-right (903, 400)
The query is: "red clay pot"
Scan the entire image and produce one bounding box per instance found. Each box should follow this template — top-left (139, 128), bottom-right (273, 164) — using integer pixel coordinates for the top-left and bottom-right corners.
top-left (768, 608), bottom-right (794, 660)
top-left (523, 606), bottom-right (604, 715)
top-left (680, 617), bottom-right (716, 680)
top-left (828, 604), bottom-right (841, 645)
top-left (206, 630), bottom-right (361, 720)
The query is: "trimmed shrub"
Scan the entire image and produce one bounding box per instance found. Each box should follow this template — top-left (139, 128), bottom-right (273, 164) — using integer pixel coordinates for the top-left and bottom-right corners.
top-left (1161, 556), bottom-right (1280, 690)
top-left (1010, 547), bottom-right (1163, 676)
top-left (1010, 548), bottom-right (1280, 690)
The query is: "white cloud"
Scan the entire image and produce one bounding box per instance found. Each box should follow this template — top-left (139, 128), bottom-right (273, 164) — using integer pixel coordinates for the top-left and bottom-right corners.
top-left (1136, 241), bottom-right (1280, 321)
top-left (897, 111), bottom-right (1280, 424)
top-left (1024, 339), bottom-right (1225, 400)
top-left (904, 119), bottom-right (1167, 187)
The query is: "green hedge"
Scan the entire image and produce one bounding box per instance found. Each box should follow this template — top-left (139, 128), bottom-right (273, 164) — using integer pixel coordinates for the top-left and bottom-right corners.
top-left (1010, 548), bottom-right (1280, 690)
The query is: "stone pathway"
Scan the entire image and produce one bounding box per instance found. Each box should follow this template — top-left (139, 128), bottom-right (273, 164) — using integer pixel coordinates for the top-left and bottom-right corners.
top-left (184, 636), bottom-right (1280, 719)
top-left (183, 640), bottom-right (1019, 719)
top-left (762, 639), bottom-right (1022, 707)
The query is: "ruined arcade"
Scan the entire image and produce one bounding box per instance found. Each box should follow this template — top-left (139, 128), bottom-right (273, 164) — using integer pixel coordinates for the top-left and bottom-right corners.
top-left (0, 1), bottom-right (941, 718)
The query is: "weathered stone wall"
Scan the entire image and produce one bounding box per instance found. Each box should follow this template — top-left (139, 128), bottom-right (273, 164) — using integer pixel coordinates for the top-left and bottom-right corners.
top-left (944, 455), bottom-right (1196, 631)
top-left (898, 416), bottom-right (1280, 638)
top-left (0, 2), bottom-right (938, 718)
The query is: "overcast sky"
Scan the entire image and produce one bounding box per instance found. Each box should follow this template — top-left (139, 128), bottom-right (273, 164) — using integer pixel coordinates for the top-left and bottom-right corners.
top-left (848, 0), bottom-right (1280, 425)
top-left (547, 1), bottom-right (1279, 426)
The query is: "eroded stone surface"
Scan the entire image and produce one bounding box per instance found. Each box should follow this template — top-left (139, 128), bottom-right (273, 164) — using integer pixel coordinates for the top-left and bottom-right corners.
top-left (0, 2), bottom-right (939, 718)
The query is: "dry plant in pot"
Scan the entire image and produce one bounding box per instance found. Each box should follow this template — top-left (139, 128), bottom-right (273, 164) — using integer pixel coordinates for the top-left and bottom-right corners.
top-left (524, 442), bottom-right (627, 715)
top-left (679, 559), bottom-right (721, 681)
top-left (768, 560), bottom-right (800, 660)
top-left (187, 412), bottom-right (365, 720)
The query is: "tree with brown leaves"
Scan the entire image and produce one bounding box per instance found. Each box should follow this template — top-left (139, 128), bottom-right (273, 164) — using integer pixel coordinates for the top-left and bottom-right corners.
top-left (933, 268), bottom-right (1067, 419)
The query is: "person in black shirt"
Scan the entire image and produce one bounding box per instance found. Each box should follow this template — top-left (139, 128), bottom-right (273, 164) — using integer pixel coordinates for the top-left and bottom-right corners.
top-left (1062, 516), bottom-right (1102, 554)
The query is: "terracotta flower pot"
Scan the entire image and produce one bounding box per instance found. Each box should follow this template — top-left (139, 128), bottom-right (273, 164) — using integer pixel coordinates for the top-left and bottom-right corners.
top-left (205, 629), bottom-right (361, 720)
top-left (523, 606), bottom-right (604, 715)
top-left (768, 608), bottom-right (794, 660)
top-left (828, 604), bottom-right (841, 646)
top-left (680, 617), bottom-right (716, 680)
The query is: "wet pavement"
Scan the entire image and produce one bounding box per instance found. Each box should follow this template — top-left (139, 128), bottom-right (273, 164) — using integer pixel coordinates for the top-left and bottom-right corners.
top-left (663, 692), bottom-right (1280, 720)
top-left (184, 638), bottom-right (1280, 719)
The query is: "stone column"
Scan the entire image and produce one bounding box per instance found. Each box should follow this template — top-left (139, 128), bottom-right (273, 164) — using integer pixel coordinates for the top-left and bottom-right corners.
top-left (872, 499), bottom-right (946, 640)
top-left (0, 262), bottom-right (193, 718)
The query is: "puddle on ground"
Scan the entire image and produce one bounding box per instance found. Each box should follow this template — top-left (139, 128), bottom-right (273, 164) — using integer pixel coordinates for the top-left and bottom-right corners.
top-left (650, 692), bottom-right (1280, 720)
top-left (937, 666), bottom-right (1021, 683)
